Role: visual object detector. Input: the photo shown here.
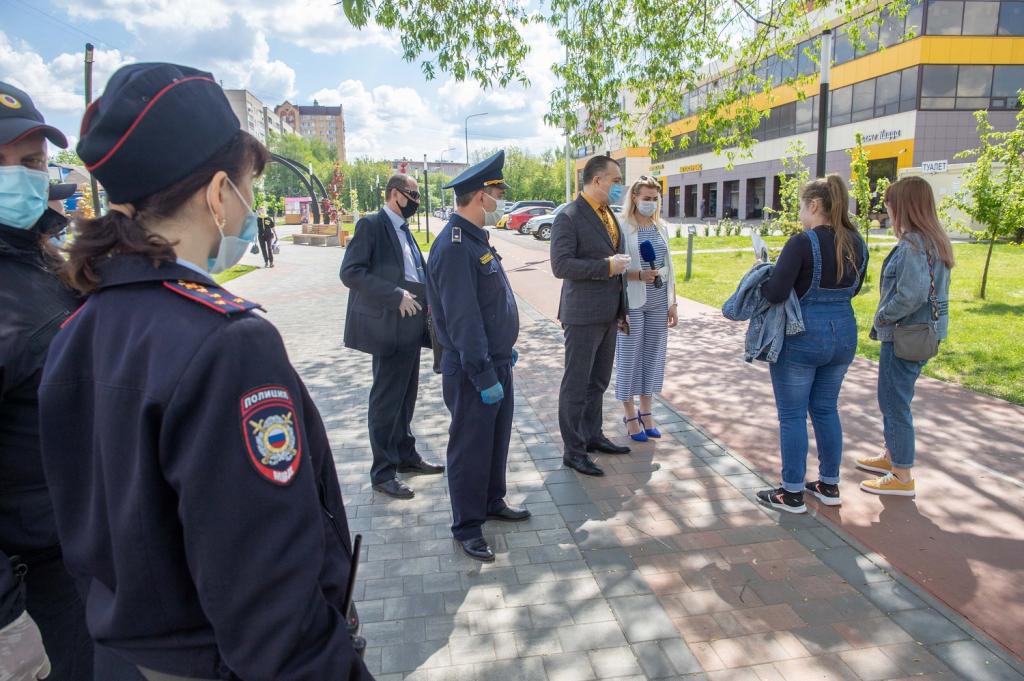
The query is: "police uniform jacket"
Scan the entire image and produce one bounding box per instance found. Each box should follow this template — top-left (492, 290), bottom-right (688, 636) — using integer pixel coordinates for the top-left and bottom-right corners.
top-left (0, 219), bottom-right (76, 628)
top-left (37, 255), bottom-right (370, 681)
top-left (426, 215), bottom-right (519, 389)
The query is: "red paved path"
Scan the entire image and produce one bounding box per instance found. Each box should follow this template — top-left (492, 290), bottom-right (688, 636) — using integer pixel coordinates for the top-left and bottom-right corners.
top-left (489, 226), bottom-right (1024, 662)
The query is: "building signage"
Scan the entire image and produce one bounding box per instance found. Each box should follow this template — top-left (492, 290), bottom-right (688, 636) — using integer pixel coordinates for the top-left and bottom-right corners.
top-left (649, 163), bottom-right (665, 173)
top-left (679, 163), bottom-right (703, 173)
top-left (922, 160), bottom-right (948, 174)
top-left (862, 128), bottom-right (903, 143)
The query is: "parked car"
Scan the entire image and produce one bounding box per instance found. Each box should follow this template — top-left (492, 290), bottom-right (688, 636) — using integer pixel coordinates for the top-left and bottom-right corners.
top-left (530, 203), bottom-right (622, 241)
top-left (528, 202), bottom-right (568, 241)
top-left (509, 206), bottom-right (552, 232)
top-left (503, 200), bottom-right (556, 215)
top-left (495, 212), bottom-right (511, 229)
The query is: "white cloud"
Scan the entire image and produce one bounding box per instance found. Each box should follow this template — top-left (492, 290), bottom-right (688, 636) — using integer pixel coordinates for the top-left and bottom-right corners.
top-left (0, 30), bottom-right (134, 118)
top-left (59, 0), bottom-right (394, 55)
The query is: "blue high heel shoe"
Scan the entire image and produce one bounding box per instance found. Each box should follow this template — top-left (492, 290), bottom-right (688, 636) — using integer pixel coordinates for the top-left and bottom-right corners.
top-left (623, 416), bottom-right (648, 442)
top-left (639, 412), bottom-right (662, 438)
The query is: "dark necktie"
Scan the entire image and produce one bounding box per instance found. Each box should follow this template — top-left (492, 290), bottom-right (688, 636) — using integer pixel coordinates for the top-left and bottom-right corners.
top-left (399, 223), bottom-right (424, 281)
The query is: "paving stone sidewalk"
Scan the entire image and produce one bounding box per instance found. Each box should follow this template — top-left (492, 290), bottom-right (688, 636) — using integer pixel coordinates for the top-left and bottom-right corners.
top-left (227, 239), bottom-right (1024, 681)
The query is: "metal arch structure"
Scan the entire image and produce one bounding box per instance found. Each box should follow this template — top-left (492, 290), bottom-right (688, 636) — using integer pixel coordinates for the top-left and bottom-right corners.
top-left (269, 152), bottom-right (322, 224)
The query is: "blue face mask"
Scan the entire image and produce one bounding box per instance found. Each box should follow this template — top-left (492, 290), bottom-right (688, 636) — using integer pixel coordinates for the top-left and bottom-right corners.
top-left (0, 166), bottom-right (50, 229)
top-left (50, 228), bottom-right (68, 249)
top-left (207, 179), bottom-right (258, 274)
top-left (607, 182), bottom-right (625, 205)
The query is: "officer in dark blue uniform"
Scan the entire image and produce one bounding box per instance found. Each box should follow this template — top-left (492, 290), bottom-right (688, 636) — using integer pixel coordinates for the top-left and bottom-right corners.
top-left (0, 81), bottom-right (92, 681)
top-left (427, 151), bottom-right (530, 562)
top-left (36, 63), bottom-right (371, 681)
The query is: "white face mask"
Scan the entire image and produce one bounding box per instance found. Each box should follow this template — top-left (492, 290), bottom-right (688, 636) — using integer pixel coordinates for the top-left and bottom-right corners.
top-left (482, 192), bottom-right (505, 226)
top-left (637, 200), bottom-right (659, 217)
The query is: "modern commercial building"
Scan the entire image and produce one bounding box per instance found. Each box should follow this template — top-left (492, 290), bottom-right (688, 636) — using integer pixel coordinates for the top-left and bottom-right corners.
top-left (390, 159), bottom-right (468, 177)
top-left (275, 100), bottom-right (347, 163)
top-left (223, 89), bottom-right (294, 147)
top-left (575, 0), bottom-right (1024, 222)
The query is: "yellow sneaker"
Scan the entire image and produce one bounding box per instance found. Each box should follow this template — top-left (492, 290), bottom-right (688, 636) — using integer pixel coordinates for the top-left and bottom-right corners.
top-left (856, 453), bottom-right (893, 475)
top-left (861, 472), bottom-right (916, 497)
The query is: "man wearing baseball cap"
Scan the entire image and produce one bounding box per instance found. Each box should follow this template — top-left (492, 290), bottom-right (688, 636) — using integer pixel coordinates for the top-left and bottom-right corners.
top-left (0, 81), bottom-right (92, 680)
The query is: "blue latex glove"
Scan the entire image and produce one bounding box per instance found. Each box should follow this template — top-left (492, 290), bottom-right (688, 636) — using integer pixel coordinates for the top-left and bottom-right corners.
top-left (480, 382), bottom-right (504, 405)
top-left (511, 348), bottom-right (519, 367)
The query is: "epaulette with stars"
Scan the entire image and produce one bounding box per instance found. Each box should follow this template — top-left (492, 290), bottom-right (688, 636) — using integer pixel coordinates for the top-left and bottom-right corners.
top-left (163, 280), bottom-right (263, 316)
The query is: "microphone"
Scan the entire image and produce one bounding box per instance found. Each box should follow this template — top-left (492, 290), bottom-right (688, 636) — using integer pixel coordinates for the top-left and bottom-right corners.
top-left (639, 240), bottom-right (664, 289)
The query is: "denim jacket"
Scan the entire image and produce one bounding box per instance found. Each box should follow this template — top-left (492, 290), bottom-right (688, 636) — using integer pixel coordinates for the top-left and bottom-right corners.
top-left (723, 262), bottom-right (806, 363)
top-left (871, 233), bottom-right (951, 342)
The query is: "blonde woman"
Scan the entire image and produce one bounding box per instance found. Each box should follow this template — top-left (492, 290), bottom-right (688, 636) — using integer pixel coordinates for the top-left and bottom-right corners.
top-left (859, 176), bottom-right (953, 497)
top-left (615, 176), bottom-right (678, 441)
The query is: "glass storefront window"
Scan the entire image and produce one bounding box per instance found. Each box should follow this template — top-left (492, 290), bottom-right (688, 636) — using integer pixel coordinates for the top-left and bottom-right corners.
top-left (907, 0), bottom-right (926, 35)
top-left (831, 86), bottom-right (853, 125)
top-left (963, 2), bottom-right (1000, 33)
top-left (957, 65), bottom-right (994, 110)
top-left (856, 24), bottom-right (880, 57)
top-left (796, 98), bottom-right (815, 133)
top-left (875, 72), bottom-right (901, 116)
top-left (926, 0), bottom-right (964, 34)
top-left (992, 65), bottom-right (1024, 107)
top-left (834, 28), bottom-right (855, 64)
top-left (921, 65), bottom-right (958, 108)
top-left (999, 1), bottom-right (1024, 33)
top-left (900, 66), bottom-right (920, 112)
top-left (798, 39), bottom-right (817, 76)
top-left (852, 80), bottom-right (876, 122)
top-left (880, 8), bottom-right (906, 46)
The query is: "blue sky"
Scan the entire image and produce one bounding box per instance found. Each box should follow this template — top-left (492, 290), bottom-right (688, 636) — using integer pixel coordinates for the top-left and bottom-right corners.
top-left (0, 0), bottom-right (565, 161)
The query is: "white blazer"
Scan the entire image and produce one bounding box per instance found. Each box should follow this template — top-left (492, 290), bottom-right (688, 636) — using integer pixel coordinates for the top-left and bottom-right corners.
top-left (621, 216), bottom-right (676, 310)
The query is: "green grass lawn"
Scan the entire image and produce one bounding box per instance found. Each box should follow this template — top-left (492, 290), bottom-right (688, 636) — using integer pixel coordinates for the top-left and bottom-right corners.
top-left (213, 264), bottom-right (258, 285)
top-left (666, 234), bottom-right (898, 252)
top-left (672, 242), bottom-right (1024, 405)
top-left (410, 228), bottom-right (435, 251)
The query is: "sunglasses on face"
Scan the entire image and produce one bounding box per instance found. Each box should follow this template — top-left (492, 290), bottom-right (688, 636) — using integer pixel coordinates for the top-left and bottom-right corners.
top-left (398, 188), bottom-right (421, 201)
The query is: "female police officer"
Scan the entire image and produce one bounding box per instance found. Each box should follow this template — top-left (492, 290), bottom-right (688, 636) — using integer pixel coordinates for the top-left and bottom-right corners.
top-left (36, 63), bottom-right (371, 681)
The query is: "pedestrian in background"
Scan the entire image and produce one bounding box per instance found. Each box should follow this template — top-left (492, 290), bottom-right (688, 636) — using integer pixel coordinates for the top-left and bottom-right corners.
top-left (257, 206), bottom-right (276, 268)
top-left (427, 150), bottom-right (530, 563)
top-left (859, 176), bottom-right (953, 498)
top-left (755, 175), bottom-right (867, 514)
top-left (38, 63), bottom-right (370, 680)
top-left (0, 81), bottom-right (92, 681)
top-left (341, 173), bottom-right (444, 500)
top-left (615, 176), bottom-right (677, 442)
top-left (551, 155), bottom-right (632, 478)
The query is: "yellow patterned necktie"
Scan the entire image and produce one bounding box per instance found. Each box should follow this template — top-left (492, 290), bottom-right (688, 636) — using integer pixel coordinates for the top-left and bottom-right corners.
top-left (599, 206), bottom-right (619, 250)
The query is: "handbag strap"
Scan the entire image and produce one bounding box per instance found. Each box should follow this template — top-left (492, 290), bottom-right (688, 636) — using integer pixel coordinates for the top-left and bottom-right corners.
top-left (925, 248), bottom-right (939, 322)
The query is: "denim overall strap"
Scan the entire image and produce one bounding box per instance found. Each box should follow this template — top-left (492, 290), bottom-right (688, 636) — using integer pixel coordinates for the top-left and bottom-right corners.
top-left (805, 229), bottom-right (823, 290)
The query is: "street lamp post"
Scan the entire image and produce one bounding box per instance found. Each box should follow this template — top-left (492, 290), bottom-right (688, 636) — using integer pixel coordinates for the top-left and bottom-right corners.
top-left (439, 146), bottom-right (456, 214)
top-left (816, 29), bottom-right (833, 179)
top-left (464, 112), bottom-right (489, 166)
top-left (423, 154), bottom-right (432, 243)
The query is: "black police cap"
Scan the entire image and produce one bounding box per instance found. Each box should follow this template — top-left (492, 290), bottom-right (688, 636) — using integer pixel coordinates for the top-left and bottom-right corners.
top-left (78, 63), bottom-right (240, 205)
top-left (0, 81), bottom-right (68, 148)
top-left (443, 150), bottom-right (508, 196)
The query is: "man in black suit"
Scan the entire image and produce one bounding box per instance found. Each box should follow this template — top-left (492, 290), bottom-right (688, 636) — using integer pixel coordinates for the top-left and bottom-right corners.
top-left (341, 174), bottom-right (444, 498)
top-left (551, 155), bottom-right (632, 478)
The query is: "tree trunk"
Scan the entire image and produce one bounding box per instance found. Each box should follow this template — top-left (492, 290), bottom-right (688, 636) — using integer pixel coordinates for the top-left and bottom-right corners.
top-left (979, 228), bottom-right (997, 300)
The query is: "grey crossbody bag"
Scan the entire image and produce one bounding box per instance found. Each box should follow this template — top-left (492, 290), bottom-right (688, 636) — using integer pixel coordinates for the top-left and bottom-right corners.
top-left (893, 250), bottom-right (940, 362)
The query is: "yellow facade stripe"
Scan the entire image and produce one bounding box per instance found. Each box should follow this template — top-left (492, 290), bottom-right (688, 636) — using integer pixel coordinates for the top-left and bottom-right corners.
top-left (862, 139), bottom-right (917, 169)
top-left (665, 36), bottom-right (1024, 138)
top-left (611, 147), bottom-right (651, 160)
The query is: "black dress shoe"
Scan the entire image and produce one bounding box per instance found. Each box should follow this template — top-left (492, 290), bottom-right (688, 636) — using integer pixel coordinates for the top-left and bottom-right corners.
top-left (459, 537), bottom-right (495, 562)
top-left (372, 478), bottom-right (415, 499)
top-left (586, 436), bottom-right (631, 455)
top-left (564, 455), bottom-right (605, 477)
top-left (487, 505), bottom-right (532, 521)
top-left (397, 459), bottom-right (445, 475)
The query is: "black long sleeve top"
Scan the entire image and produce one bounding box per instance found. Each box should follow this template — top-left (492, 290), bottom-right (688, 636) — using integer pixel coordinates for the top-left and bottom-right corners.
top-left (763, 226), bottom-right (869, 303)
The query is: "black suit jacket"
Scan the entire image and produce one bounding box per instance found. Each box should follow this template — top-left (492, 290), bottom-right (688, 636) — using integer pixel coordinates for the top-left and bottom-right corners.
top-left (550, 195), bottom-right (628, 326)
top-left (340, 209), bottom-right (428, 356)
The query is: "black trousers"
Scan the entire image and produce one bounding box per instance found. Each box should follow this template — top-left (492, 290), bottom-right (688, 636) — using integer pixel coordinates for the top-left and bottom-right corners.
top-left (258, 234), bottom-right (273, 264)
top-left (558, 322), bottom-right (618, 458)
top-left (442, 362), bottom-right (513, 541)
top-left (368, 344), bottom-right (422, 484)
top-left (22, 547), bottom-right (93, 680)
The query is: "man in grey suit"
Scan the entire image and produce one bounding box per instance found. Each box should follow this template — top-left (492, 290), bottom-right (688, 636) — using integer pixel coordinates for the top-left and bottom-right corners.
top-left (551, 155), bottom-right (632, 477)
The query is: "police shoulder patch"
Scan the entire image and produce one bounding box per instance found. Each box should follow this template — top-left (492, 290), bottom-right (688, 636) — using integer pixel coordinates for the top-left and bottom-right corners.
top-left (479, 252), bottom-right (494, 265)
top-left (164, 280), bottom-right (263, 316)
top-left (240, 385), bottom-right (302, 486)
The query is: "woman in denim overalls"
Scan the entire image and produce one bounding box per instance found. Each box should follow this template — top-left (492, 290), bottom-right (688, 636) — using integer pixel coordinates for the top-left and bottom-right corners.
top-left (757, 176), bottom-right (868, 514)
